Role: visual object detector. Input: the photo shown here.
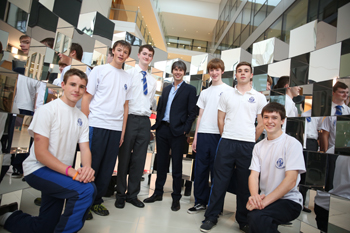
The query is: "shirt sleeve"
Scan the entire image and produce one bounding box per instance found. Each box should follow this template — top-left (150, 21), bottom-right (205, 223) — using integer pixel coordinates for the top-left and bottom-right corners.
top-left (196, 91), bottom-right (205, 109)
top-left (28, 105), bottom-right (52, 138)
top-left (78, 115), bottom-right (89, 143)
top-left (285, 137), bottom-right (306, 174)
top-left (249, 144), bottom-right (261, 172)
top-left (257, 93), bottom-right (267, 114)
top-left (321, 116), bottom-right (333, 132)
top-left (218, 92), bottom-right (228, 112)
top-left (125, 74), bottom-right (133, 101)
top-left (86, 67), bottom-right (99, 96)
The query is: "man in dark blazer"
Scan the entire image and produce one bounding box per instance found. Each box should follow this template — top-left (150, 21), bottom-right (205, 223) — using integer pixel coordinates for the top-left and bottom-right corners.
top-left (144, 60), bottom-right (197, 211)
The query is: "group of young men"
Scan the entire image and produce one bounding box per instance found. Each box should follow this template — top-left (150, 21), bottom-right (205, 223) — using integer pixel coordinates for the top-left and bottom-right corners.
top-left (0, 38), bottom-right (316, 233)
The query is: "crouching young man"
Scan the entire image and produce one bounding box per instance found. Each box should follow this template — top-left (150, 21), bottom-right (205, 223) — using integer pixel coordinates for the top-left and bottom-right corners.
top-left (0, 69), bottom-right (96, 233)
top-left (246, 102), bottom-right (305, 233)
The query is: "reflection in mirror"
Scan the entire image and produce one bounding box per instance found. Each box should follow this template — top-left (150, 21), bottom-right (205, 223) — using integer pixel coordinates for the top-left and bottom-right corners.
top-left (0, 20), bottom-right (29, 73)
top-left (125, 32), bottom-right (142, 46)
top-left (72, 29), bottom-right (94, 66)
top-left (252, 74), bottom-right (268, 92)
top-left (311, 80), bottom-right (333, 116)
top-left (301, 152), bottom-right (327, 188)
top-left (270, 88), bottom-right (286, 106)
top-left (222, 71), bottom-right (233, 87)
top-left (339, 38), bottom-right (350, 78)
top-left (27, 1), bottom-right (58, 43)
top-left (52, 0), bottom-right (82, 28)
top-left (335, 115), bottom-right (350, 155)
top-left (253, 65), bottom-right (267, 75)
top-left (45, 83), bottom-right (63, 104)
top-left (190, 54), bottom-right (213, 75)
top-left (189, 74), bottom-right (202, 95)
top-left (267, 59), bottom-right (291, 79)
top-left (13, 74), bottom-right (41, 115)
top-left (54, 31), bottom-right (72, 54)
top-left (290, 53), bottom-right (310, 87)
top-left (0, 113), bottom-right (31, 194)
top-left (286, 117), bottom-right (305, 146)
top-left (299, 221), bottom-right (319, 233)
top-left (5, 2), bottom-right (29, 33)
top-left (0, 73), bottom-right (17, 113)
top-left (309, 43), bottom-right (341, 83)
top-left (329, 195), bottom-right (350, 232)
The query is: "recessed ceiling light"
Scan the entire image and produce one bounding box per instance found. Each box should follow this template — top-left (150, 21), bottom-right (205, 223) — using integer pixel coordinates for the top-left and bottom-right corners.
top-left (184, 29), bottom-right (186, 31)
top-left (196, 31), bottom-right (198, 33)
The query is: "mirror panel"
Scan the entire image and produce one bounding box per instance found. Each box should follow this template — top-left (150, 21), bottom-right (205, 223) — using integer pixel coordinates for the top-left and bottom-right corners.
top-left (328, 194), bottom-right (350, 232)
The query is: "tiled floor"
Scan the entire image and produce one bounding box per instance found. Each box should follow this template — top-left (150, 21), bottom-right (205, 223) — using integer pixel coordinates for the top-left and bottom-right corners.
top-left (0, 173), bottom-right (305, 233)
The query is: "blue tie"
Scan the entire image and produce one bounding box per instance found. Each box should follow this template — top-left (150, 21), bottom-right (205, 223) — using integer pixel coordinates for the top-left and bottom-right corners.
top-left (335, 105), bottom-right (342, 115)
top-left (141, 71), bottom-right (148, 95)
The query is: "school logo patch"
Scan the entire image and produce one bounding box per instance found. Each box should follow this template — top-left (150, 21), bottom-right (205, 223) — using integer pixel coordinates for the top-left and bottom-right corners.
top-left (275, 158), bottom-right (285, 169)
top-left (248, 96), bottom-right (255, 103)
top-left (124, 84), bottom-right (127, 90)
top-left (77, 118), bottom-right (83, 127)
top-left (219, 91), bottom-right (223, 96)
top-left (333, 119), bottom-right (336, 126)
top-left (306, 117), bottom-right (311, 123)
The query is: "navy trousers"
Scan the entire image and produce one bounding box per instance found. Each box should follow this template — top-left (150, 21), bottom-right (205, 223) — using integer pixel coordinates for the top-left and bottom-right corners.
top-left (247, 199), bottom-right (302, 233)
top-left (4, 167), bottom-right (96, 233)
top-left (89, 127), bottom-right (121, 205)
top-left (204, 138), bottom-right (254, 228)
top-left (194, 133), bottom-right (221, 205)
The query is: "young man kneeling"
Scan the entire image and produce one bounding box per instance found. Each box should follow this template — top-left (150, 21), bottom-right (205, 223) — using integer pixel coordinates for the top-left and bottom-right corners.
top-left (0, 69), bottom-right (96, 233)
top-left (247, 102), bottom-right (305, 233)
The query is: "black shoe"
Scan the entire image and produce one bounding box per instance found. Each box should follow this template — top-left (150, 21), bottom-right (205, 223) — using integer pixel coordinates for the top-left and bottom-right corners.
top-left (171, 199), bottom-right (180, 211)
top-left (302, 206), bottom-right (311, 213)
top-left (200, 220), bottom-right (216, 232)
top-left (126, 198), bottom-right (145, 208)
top-left (34, 198), bottom-right (41, 206)
top-left (12, 168), bottom-right (23, 179)
top-left (188, 203), bottom-right (206, 214)
top-left (143, 194), bottom-right (162, 203)
top-left (86, 210), bottom-right (93, 220)
top-left (114, 198), bottom-right (125, 209)
top-left (239, 225), bottom-right (250, 233)
top-left (0, 202), bottom-right (18, 215)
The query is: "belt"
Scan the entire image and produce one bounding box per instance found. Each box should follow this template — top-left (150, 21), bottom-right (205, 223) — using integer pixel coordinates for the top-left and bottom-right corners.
top-left (129, 114), bottom-right (148, 118)
top-left (161, 121), bottom-right (170, 127)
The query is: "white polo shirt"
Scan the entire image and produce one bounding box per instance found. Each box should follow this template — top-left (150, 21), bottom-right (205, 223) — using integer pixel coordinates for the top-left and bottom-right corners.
top-left (197, 83), bottom-right (233, 134)
top-left (301, 110), bottom-right (322, 140)
top-left (218, 86), bottom-right (267, 142)
top-left (126, 64), bottom-right (157, 117)
top-left (285, 95), bottom-right (298, 117)
top-left (250, 132), bottom-right (306, 206)
top-left (321, 102), bottom-right (350, 152)
top-left (86, 64), bottom-right (132, 131)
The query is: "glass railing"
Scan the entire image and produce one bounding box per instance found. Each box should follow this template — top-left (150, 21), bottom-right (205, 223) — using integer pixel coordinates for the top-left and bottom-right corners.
top-left (110, 5), bottom-right (154, 46)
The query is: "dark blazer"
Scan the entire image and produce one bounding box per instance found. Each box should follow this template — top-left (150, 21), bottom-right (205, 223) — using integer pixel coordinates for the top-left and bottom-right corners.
top-left (152, 82), bottom-right (197, 137)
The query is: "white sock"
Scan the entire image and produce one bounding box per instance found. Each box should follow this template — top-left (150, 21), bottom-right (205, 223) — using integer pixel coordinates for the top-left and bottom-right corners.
top-left (0, 212), bottom-right (13, 226)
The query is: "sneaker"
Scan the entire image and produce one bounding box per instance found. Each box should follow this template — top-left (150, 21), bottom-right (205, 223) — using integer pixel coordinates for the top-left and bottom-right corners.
top-left (91, 204), bottom-right (109, 216)
top-left (34, 198), bottom-right (41, 206)
top-left (187, 203), bottom-right (206, 214)
top-left (239, 225), bottom-right (250, 233)
top-left (86, 210), bottom-right (93, 220)
top-left (12, 168), bottom-right (23, 178)
top-left (200, 220), bottom-right (216, 232)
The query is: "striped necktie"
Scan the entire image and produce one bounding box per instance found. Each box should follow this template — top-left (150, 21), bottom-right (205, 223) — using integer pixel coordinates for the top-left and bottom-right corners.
top-left (335, 105), bottom-right (342, 115)
top-left (141, 71), bottom-right (148, 95)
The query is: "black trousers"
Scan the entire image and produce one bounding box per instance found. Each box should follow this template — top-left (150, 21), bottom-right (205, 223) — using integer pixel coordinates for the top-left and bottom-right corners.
top-left (89, 127), bottom-right (121, 205)
top-left (204, 138), bottom-right (254, 228)
top-left (154, 123), bottom-right (186, 200)
top-left (116, 114), bottom-right (150, 200)
top-left (247, 199), bottom-right (302, 233)
top-left (314, 203), bottom-right (329, 232)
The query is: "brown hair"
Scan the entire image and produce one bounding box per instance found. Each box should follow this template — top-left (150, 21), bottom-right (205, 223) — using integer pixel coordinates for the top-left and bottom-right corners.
top-left (261, 102), bottom-right (286, 120)
top-left (138, 44), bottom-right (155, 56)
top-left (236, 61), bottom-right (252, 73)
top-left (207, 58), bottom-right (225, 72)
top-left (63, 68), bottom-right (88, 85)
top-left (274, 76), bottom-right (289, 89)
top-left (333, 81), bottom-right (348, 93)
top-left (112, 40), bottom-right (132, 56)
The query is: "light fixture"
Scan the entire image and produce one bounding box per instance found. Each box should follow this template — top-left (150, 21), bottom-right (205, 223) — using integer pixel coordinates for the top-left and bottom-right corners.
top-left (196, 31), bottom-right (198, 33)
top-left (167, 42), bottom-right (170, 45)
top-left (11, 47), bottom-right (18, 54)
top-left (198, 47), bottom-right (201, 49)
top-left (184, 29), bottom-right (186, 31)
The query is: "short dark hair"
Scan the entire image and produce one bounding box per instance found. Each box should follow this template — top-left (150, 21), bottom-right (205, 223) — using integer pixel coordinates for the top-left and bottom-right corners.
top-left (333, 81), bottom-right (348, 93)
top-left (40, 37), bottom-right (54, 49)
top-left (19, 35), bottom-right (30, 41)
top-left (112, 40), bottom-right (132, 56)
top-left (171, 60), bottom-right (187, 73)
top-left (138, 44), bottom-right (155, 56)
top-left (261, 102), bottom-right (286, 120)
top-left (63, 68), bottom-right (88, 85)
top-left (207, 58), bottom-right (225, 72)
top-left (70, 43), bottom-right (83, 61)
top-left (236, 61), bottom-right (252, 73)
top-left (274, 76), bottom-right (290, 89)
top-left (108, 48), bottom-right (113, 56)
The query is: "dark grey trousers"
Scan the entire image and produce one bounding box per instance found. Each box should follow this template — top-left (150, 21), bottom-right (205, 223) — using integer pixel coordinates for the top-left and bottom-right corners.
top-left (116, 114), bottom-right (150, 200)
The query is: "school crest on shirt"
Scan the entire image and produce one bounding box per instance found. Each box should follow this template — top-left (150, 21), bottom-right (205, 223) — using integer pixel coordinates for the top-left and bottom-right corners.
top-left (275, 158), bottom-right (285, 169)
top-left (219, 92), bottom-right (223, 96)
top-left (77, 118), bottom-right (83, 127)
top-left (124, 84), bottom-right (128, 90)
top-left (248, 96), bottom-right (255, 103)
